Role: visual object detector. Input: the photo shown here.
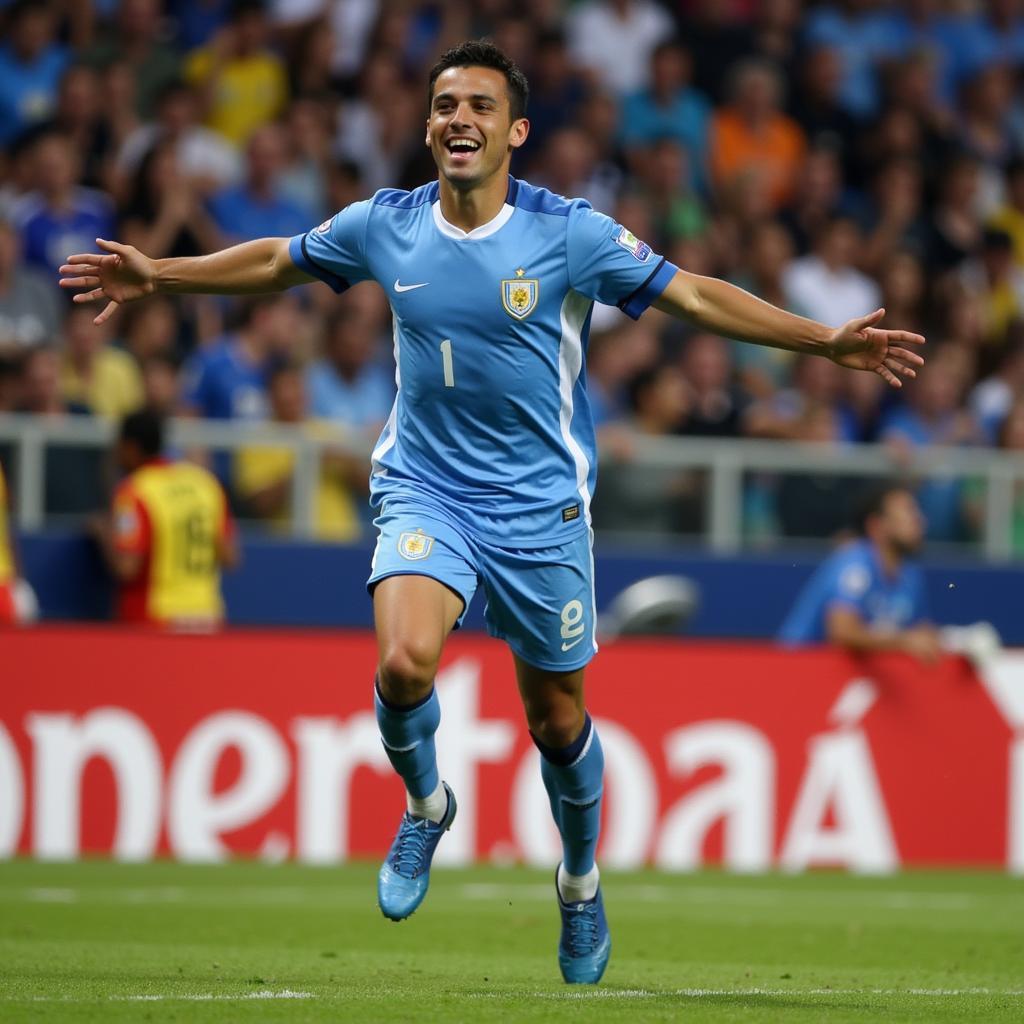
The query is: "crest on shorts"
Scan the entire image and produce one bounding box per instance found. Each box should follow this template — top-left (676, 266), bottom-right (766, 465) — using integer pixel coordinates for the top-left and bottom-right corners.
top-left (398, 529), bottom-right (434, 560)
top-left (501, 268), bottom-right (539, 320)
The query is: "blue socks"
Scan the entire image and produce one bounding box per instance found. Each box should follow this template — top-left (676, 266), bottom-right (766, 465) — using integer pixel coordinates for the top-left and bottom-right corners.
top-left (532, 713), bottom-right (604, 876)
top-left (374, 680), bottom-right (441, 800)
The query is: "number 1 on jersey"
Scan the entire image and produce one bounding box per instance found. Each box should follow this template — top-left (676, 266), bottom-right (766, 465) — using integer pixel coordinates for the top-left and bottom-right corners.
top-left (439, 338), bottom-right (455, 388)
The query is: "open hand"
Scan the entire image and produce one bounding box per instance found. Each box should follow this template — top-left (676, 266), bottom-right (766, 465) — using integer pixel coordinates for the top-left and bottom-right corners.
top-left (828, 308), bottom-right (925, 388)
top-left (58, 238), bottom-right (157, 325)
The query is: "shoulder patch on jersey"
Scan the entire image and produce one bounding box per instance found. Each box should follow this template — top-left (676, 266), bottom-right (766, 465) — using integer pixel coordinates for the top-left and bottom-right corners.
top-left (315, 217), bottom-right (332, 233)
top-left (615, 226), bottom-right (653, 262)
top-left (398, 530), bottom-right (434, 561)
top-left (838, 562), bottom-right (871, 600)
top-left (501, 274), bottom-right (539, 320)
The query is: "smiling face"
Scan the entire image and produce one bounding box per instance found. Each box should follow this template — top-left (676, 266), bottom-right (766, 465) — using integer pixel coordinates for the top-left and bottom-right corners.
top-left (426, 65), bottom-right (528, 192)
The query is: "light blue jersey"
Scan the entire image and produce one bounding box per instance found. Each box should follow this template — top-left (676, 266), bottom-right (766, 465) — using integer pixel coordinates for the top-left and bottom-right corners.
top-left (777, 539), bottom-right (930, 646)
top-left (289, 176), bottom-right (676, 546)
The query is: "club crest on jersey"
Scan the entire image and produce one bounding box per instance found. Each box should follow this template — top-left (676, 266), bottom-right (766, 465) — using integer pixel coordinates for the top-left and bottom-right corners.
top-left (398, 530), bottom-right (434, 560)
top-left (615, 226), bottom-right (653, 263)
top-left (501, 270), bottom-right (539, 320)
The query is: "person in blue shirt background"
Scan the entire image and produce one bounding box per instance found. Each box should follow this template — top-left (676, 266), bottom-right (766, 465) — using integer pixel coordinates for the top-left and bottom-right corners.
top-left (778, 481), bottom-right (941, 663)
top-left (60, 40), bottom-right (926, 986)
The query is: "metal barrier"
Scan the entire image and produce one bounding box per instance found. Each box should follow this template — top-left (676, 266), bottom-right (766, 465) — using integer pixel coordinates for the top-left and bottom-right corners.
top-left (1, 413), bottom-right (1022, 559)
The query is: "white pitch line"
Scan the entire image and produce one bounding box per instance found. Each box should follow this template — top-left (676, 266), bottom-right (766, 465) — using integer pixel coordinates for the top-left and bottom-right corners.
top-left (469, 987), bottom-right (1024, 1000)
top-left (23, 990), bottom-right (314, 1003)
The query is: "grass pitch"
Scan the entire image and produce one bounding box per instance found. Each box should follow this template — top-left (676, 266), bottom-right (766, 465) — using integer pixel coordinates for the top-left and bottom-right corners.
top-left (0, 861), bottom-right (1021, 1022)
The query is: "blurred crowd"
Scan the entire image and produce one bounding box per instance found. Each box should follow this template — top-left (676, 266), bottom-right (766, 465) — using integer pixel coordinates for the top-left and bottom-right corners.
top-left (2, 0), bottom-right (1024, 548)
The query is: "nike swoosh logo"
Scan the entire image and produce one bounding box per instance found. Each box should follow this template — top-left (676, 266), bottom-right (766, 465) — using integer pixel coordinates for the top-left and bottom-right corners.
top-left (394, 279), bottom-right (429, 292)
top-left (561, 637), bottom-right (584, 652)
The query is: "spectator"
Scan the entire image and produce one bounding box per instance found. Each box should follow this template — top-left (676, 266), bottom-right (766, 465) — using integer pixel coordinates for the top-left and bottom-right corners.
top-left (278, 96), bottom-right (333, 220)
top-left (335, 49), bottom-right (420, 194)
top-left (234, 361), bottom-right (363, 541)
top-left (181, 293), bottom-right (303, 421)
top-left (877, 249), bottom-right (927, 334)
top-left (858, 158), bottom-right (929, 274)
top-left (119, 139), bottom-right (224, 260)
top-left (207, 124), bottom-right (315, 242)
top-left (969, 334), bottom-right (1024, 442)
top-left (114, 79), bottom-right (242, 198)
top-left (0, 0), bottom-right (70, 148)
top-left (783, 216), bottom-right (882, 329)
top-left (619, 41), bottom-right (711, 194)
top-left (995, 401), bottom-right (1024, 554)
top-left (308, 300), bottom-right (394, 431)
top-left (0, 458), bottom-right (24, 625)
top-left (803, 0), bottom-right (907, 121)
top-left (565, 0), bottom-right (674, 97)
top-left (18, 346), bottom-right (106, 519)
top-left (789, 46), bottom-right (861, 176)
top-left (777, 481), bottom-right (940, 661)
top-left (85, 0), bottom-right (182, 119)
top-left (775, 403), bottom-right (859, 539)
top-left (959, 228), bottom-right (1024, 351)
top-left (729, 221), bottom-right (804, 397)
top-left (534, 127), bottom-right (618, 218)
top-left (59, 305), bottom-right (143, 418)
top-left (880, 350), bottom-right (981, 541)
top-left (927, 155), bottom-right (983, 274)
top-left (139, 352), bottom-right (184, 418)
top-left (677, 333), bottom-right (744, 437)
top-left (779, 146), bottom-right (848, 255)
top-left (989, 159), bottom-right (1024, 267)
top-left (93, 409), bottom-right (238, 629)
top-left (11, 130), bottom-right (116, 281)
top-left (591, 363), bottom-right (703, 534)
top-left (958, 64), bottom-right (1016, 214)
top-left (184, 0), bottom-right (288, 146)
top-left (586, 318), bottom-right (659, 429)
top-left (0, 218), bottom-right (62, 357)
top-left (117, 295), bottom-right (182, 365)
top-left (745, 353), bottom-right (853, 441)
top-left (710, 58), bottom-right (806, 211)
top-left (521, 31), bottom-right (588, 154)
top-left (47, 64), bottom-right (114, 191)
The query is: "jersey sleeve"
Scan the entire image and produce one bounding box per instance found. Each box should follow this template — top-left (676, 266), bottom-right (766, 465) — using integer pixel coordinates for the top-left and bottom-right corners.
top-left (112, 483), bottom-right (150, 556)
top-left (288, 200), bottom-right (374, 293)
top-left (825, 554), bottom-right (872, 616)
top-left (565, 203), bottom-right (677, 319)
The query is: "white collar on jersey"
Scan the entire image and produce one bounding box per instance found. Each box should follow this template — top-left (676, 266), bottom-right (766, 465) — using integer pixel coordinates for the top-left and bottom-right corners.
top-left (431, 200), bottom-right (514, 240)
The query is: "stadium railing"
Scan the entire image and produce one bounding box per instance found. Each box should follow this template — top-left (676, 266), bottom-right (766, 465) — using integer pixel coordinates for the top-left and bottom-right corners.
top-left (0, 413), bottom-right (1022, 559)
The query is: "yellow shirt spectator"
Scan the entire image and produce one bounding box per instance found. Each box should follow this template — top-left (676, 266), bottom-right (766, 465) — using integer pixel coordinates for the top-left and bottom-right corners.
top-left (234, 421), bottom-right (361, 542)
top-left (185, 47), bottom-right (287, 146)
top-left (60, 346), bottom-right (144, 418)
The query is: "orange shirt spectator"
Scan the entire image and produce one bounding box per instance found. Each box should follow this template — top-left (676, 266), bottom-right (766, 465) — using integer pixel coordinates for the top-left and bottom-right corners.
top-left (0, 461), bottom-right (16, 625)
top-left (710, 58), bottom-right (806, 210)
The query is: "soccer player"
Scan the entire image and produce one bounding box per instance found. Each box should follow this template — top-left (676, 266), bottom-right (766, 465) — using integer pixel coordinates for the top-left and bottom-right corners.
top-left (93, 410), bottom-right (238, 630)
top-left (778, 482), bottom-right (941, 662)
top-left (60, 41), bottom-right (924, 983)
top-left (0, 460), bottom-right (20, 625)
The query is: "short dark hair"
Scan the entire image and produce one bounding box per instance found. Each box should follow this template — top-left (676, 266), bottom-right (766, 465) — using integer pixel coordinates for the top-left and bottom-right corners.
top-left (427, 40), bottom-right (529, 122)
top-left (119, 409), bottom-right (164, 458)
top-left (854, 481), bottom-right (910, 535)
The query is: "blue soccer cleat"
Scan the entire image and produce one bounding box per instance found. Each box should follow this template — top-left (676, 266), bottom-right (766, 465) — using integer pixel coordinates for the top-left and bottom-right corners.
top-left (556, 868), bottom-right (611, 984)
top-left (377, 782), bottom-right (456, 921)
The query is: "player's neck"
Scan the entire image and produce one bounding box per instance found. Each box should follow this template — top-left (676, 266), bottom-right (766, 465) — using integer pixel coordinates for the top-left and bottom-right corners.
top-left (437, 173), bottom-right (508, 233)
top-left (876, 541), bottom-right (902, 578)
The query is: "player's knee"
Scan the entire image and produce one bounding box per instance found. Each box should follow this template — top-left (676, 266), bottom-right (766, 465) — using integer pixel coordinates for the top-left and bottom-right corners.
top-left (526, 704), bottom-right (585, 750)
top-left (378, 640), bottom-right (440, 703)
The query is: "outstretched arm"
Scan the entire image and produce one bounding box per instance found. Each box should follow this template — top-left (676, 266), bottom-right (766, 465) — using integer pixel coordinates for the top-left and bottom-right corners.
top-left (652, 269), bottom-right (924, 388)
top-left (59, 237), bottom-right (313, 325)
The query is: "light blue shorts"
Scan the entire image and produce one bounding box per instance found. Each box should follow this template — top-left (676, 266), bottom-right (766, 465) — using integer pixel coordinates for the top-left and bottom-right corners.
top-left (367, 499), bottom-right (598, 672)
